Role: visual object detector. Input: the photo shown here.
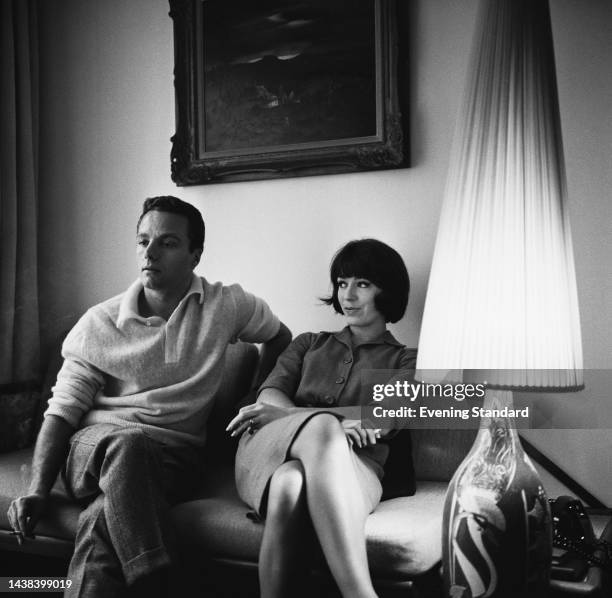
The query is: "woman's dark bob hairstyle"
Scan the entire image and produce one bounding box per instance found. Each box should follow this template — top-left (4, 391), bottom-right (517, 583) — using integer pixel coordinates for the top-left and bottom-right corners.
top-left (322, 239), bottom-right (409, 323)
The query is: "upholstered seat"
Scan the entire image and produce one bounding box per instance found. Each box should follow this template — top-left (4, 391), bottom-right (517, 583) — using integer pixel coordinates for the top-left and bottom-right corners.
top-left (171, 466), bottom-right (447, 579)
top-left (0, 339), bottom-right (475, 591)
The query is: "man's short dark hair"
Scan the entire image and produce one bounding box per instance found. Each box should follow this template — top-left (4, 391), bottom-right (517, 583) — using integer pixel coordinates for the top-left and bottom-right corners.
top-left (322, 239), bottom-right (410, 323)
top-left (137, 196), bottom-right (205, 252)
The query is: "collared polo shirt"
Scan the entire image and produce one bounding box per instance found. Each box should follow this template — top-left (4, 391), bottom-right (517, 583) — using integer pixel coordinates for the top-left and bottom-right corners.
top-left (45, 275), bottom-right (280, 446)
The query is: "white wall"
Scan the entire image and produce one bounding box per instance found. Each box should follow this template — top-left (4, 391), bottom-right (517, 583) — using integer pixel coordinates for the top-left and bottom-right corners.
top-left (37, 0), bottom-right (612, 503)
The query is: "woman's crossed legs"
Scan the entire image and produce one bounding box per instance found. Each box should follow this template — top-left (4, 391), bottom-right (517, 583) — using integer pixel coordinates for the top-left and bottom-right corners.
top-left (260, 413), bottom-right (378, 598)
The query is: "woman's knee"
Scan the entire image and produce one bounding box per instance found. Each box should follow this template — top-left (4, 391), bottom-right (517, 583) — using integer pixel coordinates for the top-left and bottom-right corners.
top-left (267, 461), bottom-right (306, 519)
top-left (308, 413), bottom-right (345, 438)
top-left (293, 414), bottom-right (345, 456)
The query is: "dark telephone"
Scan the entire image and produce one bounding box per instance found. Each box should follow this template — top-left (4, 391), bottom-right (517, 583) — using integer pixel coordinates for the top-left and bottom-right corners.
top-left (551, 495), bottom-right (596, 546)
top-left (550, 496), bottom-right (611, 581)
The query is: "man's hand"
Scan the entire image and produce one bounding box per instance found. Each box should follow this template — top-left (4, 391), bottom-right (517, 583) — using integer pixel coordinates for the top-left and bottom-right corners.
top-left (342, 419), bottom-right (381, 449)
top-left (5, 414), bottom-right (75, 545)
top-left (226, 402), bottom-right (290, 437)
top-left (6, 493), bottom-right (48, 544)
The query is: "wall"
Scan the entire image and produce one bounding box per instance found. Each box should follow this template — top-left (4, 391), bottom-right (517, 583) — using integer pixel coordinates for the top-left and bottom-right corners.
top-left (37, 1), bottom-right (612, 503)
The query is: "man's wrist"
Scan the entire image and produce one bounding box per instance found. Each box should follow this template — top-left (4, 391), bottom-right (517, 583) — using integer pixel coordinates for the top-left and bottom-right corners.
top-left (26, 484), bottom-right (51, 498)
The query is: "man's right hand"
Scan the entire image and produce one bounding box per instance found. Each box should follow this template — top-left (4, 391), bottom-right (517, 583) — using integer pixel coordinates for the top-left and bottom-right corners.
top-left (5, 414), bottom-right (76, 545)
top-left (7, 493), bottom-right (48, 544)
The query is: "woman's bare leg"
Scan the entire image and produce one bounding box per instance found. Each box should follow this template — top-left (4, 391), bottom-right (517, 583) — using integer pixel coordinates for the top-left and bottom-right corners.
top-left (259, 460), bottom-right (313, 598)
top-left (288, 414), bottom-right (378, 598)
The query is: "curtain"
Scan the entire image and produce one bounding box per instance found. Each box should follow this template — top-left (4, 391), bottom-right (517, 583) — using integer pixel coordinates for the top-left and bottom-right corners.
top-left (0, 0), bottom-right (40, 385)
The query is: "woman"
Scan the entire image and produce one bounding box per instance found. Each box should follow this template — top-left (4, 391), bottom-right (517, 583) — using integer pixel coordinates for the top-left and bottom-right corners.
top-left (227, 239), bottom-right (416, 598)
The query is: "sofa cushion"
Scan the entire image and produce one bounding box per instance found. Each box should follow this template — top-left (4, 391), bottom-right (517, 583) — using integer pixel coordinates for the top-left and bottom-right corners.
top-left (1, 448), bottom-right (448, 579)
top-left (172, 465), bottom-right (447, 579)
top-left (172, 466), bottom-right (264, 562)
top-left (365, 482), bottom-right (446, 578)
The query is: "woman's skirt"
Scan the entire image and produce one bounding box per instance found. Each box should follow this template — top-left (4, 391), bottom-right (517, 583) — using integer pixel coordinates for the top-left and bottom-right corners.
top-left (235, 410), bottom-right (383, 516)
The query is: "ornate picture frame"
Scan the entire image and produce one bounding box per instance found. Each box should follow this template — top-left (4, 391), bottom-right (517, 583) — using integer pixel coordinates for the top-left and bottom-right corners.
top-left (169, 0), bottom-right (406, 185)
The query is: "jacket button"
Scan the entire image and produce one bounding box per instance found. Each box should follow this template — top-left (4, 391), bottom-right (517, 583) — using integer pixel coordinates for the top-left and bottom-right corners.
top-left (324, 395), bottom-right (334, 404)
top-left (335, 377), bottom-right (345, 384)
top-left (343, 357), bottom-right (353, 364)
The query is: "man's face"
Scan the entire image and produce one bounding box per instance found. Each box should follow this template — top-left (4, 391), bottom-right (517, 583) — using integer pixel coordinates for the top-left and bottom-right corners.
top-left (136, 210), bottom-right (201, 293)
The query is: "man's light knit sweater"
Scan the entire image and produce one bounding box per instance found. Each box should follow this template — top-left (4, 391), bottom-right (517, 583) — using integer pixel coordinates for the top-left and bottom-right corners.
top-left (45, 275), bottom-right (280, 447)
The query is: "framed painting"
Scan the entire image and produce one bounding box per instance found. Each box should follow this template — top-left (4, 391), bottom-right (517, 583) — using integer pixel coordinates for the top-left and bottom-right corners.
top-left (169, 0), bottom-right (407, 185)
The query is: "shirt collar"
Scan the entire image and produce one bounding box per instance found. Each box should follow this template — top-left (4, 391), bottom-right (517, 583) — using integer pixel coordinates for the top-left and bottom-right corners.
top-left (332, 326), bottom-right (403, 348)
top-left (117, 274), bottom-right (204, 329)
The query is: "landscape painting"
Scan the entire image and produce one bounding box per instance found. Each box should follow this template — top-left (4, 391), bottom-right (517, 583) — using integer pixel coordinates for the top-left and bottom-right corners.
top-left (200, 0), bottom-right (377, 152)
top-left (170, 0), bottom-right (406, 185)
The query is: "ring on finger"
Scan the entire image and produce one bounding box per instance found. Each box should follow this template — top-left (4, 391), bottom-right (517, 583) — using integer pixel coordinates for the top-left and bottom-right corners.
top-left (248, 418), bottom-right (256, 435)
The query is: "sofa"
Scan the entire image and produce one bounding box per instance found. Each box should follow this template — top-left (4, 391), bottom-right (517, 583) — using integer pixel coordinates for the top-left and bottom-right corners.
top-left (0, 338), bottom-right (476, 596)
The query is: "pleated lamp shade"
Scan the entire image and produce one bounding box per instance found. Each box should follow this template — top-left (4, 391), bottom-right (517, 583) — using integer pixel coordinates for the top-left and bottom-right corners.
top-left (416, 0), bottom-right (583, 389)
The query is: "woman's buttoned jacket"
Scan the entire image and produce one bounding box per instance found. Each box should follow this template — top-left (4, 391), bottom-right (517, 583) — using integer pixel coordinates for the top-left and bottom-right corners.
top-left (259, 327), bottom-right (416, 409)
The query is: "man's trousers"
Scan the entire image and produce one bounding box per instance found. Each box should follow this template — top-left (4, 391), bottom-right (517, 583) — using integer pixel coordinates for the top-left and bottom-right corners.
top-left (62, 424), bottom-right (201, 597)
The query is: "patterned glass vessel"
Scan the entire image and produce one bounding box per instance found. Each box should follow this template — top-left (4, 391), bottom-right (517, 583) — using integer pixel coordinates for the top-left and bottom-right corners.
top-left (443, 391), bottom-right (552, 598)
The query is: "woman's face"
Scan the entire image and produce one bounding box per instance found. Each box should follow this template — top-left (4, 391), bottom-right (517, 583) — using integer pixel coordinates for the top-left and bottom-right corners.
top-left (337, 276), bottom-right (385, 331)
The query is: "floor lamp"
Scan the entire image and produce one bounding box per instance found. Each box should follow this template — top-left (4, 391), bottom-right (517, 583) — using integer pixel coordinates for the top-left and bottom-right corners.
top-left (416, 1), bottom-right (583, 596)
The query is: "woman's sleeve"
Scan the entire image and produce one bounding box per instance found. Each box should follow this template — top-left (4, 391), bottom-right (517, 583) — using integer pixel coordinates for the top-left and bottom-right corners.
top-left (366, 346), bottom-right (417, 407)
top-left (363, 346), bottom-right (418, 436)
top-left (398, 347), bottom-right (417, 371)
top-left (257, 332), bottom-right (314, 398)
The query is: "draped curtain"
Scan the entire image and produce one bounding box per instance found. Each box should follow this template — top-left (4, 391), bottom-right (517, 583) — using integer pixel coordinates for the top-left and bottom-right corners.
top-left (0, 0), bottom-right (40, 385)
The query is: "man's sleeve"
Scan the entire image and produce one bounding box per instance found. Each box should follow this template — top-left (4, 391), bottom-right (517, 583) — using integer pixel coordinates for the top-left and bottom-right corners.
top-left (231, 285), bottom-right (280, 343)
top-left (257, 333), bottom-right (313, 398)
top-left (44, 320), bottom-right (105, 428)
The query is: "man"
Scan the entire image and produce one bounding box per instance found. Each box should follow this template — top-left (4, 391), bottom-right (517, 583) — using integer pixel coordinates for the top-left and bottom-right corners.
top-left (7, 196), bottom-right (291, 597)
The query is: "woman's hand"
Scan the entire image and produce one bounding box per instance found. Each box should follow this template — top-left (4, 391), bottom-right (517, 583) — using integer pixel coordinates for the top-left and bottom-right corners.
top-left (226, 402), bottom-right (290, 437)
top-left (342, 419), bottom-right (381, 448)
